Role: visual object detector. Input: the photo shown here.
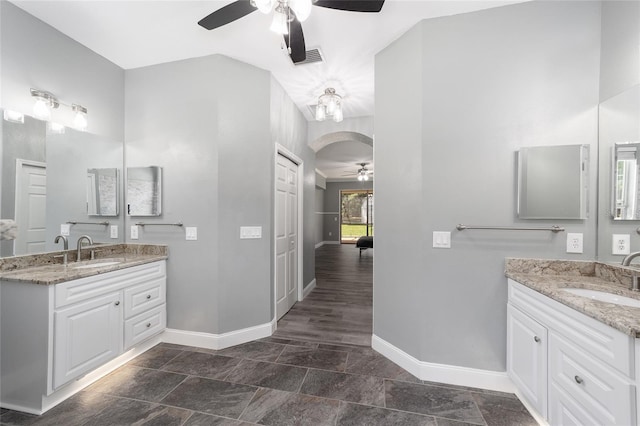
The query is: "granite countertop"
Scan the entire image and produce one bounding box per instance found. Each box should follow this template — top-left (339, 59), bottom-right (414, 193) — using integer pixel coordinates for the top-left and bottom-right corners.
top-left (505, 258), bottom-right (640, 337)
top-left (0, 243), bottom-right (168, 285)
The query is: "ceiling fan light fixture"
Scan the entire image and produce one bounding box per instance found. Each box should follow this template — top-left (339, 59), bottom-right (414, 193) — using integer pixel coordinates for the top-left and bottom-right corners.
top-left (252, 0), bottom-right (275, 14)
top-left (290, 0), bottom-right (312, 21)
top-left (270, 5), bottom-right (289, 34)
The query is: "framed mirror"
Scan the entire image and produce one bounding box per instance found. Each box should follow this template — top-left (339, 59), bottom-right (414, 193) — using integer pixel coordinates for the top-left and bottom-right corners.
top-left (612, 143), bottom-right (640, 220)
top-left (87, 168), bottom-right (119, 216)
top-left (517, 144), bottom-right (589, 219)
top-left (127, 166), bottom-right (162, 216)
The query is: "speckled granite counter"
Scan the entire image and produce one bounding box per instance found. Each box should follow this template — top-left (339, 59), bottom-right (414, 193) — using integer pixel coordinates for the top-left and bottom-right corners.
top-left (0, 243), bottom-right (168, 285)
top-left (505, 258), bottom-right (640, 337)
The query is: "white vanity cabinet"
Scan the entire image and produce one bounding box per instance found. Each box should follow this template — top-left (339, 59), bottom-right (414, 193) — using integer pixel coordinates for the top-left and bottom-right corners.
top-left (507, 279), bottom-right (637, 425)
top-left (0, 260), bottom-right (166, 414)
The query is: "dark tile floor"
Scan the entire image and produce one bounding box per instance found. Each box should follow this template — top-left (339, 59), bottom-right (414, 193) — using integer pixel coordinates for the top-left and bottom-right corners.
top-left (0, 339), bottom-right (537, 426)
top-left (1, 245), bottom-right (537, 425)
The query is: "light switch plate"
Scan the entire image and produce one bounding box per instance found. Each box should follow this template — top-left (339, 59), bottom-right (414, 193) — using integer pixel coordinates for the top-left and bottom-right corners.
top-left (110, 225), bottom-right (118, 239)
top-left (240, 226), bottom-right (262, 239)
top-left (186, 227), bottom-right (198, 241)
top-left (60, 224), bottom-right (70, 236)
top-left (433, 231), bottom-right (451, 249)
top-left (130, 225), bottom-right (139, 240)
top-left (566, 233), bottom-right (583, 254)
top-left (613, 234), bottom-right (631, 255)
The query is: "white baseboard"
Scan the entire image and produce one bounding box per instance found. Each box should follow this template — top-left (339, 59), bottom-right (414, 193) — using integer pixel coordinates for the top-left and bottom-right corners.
top-left (163, 318), bottom-right (276, 351)
top-left (323, 240), bottom-right (340, 245)
top-left (372, 334), bottom-right (515, 393)
top-left (315, 242), bottom-right (324, 249)
top-left (303, 279), bottom-right (316, 299)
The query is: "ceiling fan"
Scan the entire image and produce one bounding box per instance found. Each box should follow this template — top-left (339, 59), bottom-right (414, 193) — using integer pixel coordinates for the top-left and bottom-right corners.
top-left (343, 162), bottom-right (373, 181)
top-left (198, 0), bottom-right (385, 63)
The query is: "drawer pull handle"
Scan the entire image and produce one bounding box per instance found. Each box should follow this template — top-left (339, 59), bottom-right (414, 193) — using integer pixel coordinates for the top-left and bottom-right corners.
top-left (114, 301), bottom-right (120, 306)
top-left (146, 323), bottom-right (152, 328)
top-left (533, 336), bottom-right (541, 343)
top-left (146, 295), bottom-right (151, 299)
top-left (574, 375), bottom-right (584, 384)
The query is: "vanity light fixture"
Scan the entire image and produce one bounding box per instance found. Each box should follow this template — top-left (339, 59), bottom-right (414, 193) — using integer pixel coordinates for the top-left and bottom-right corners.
top-left (72, 104), bottom-right (88, 132)
top-left (30, 88), bottom-right (59, 121)
top-left (315, 88), bottom-right (343, 123)
top-left (29, 88), bottom-right (88, 131)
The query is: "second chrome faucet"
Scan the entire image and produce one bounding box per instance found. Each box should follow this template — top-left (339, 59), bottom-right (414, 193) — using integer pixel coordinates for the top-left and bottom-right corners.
top-left (76, 235), bottom-right (94, 262)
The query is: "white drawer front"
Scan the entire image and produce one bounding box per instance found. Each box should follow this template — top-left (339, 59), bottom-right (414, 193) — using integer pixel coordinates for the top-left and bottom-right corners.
top-left (508, 279), bottom-right (634, 377)
top-left (55, 261), bottom-right (166, 308)
top-left (124, 304), bottom-right (166, 350)
top-left (549, 331), bottom-right (635, 426)
top-left (124, 277), bottom-right (166, 319)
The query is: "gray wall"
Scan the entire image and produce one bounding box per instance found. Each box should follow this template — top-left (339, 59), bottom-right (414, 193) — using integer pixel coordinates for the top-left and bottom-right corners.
top-left (315, 187), bottom-right (324, 246)
top-left (323, 181), bottom-right (374, 242)
top-left (597, 1), bottom-right (640, 263)
top-left (375, 1), bottom-right (601, 369)
top-left (0, 1), bottom-right (124, 141)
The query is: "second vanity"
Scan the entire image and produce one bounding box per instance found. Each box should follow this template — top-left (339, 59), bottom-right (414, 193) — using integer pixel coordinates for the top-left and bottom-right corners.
top-left (506, 259), bottom-right (640, 426)
top-left (0, 244), bottom-right (168, 415)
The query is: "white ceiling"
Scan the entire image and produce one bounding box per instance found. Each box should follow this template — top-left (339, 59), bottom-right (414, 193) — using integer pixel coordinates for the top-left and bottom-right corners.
top-left (11, 0), bottom-right (524, 179)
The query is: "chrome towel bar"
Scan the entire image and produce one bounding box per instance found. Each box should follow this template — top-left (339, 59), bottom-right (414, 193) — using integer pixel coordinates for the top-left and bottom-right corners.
top-left (456, 224), bottom-right (564, 233)
top-left (67, 221), bottom-right (110, 226)
top-left (135, 222), bottom-right (183, 227)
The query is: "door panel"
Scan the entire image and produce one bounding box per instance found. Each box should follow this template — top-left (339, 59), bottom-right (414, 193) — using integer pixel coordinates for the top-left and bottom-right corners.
top-left (276, 154), bottom-right (299, 320)
top-left (15, 161), bottom-right (47, 255)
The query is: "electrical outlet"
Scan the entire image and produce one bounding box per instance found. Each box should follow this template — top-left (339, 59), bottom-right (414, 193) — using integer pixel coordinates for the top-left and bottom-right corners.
top-left (328, 232), bottom-right (332, 236)
top-left (110, 225), bottom-right (118, 239)
top-left (566, 233), bottom-right (583, 254)
top-left (613, 234), bottom-right (631, 255)
top-left (186, 227), bottom-right (198, 241)
top-left (130, 225), bottom-right (139, 240)
top-left (433, 231), bottom-right (451, 248)
top-left (60, 224), bottom-right (70, 236)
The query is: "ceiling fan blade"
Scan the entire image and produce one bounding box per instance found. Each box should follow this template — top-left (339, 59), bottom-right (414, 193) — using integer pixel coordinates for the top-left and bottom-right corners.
top-left (198, 1), bottom-right (256, 30)
top-left (313, 0), bottom-right (385, 13)
top-left (284, 19), bottom-right (306, 63)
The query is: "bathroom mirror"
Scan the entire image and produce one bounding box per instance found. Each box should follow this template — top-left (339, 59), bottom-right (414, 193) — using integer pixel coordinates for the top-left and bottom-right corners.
top-left (127, 166), bottom-right (162, 216)
top-left (87, 168), bottom-right (119, 216)
top-left (1, 110), bottom-right (124, 257)
top-left (604, 87), bottom-right (640, 221)
top-left (517, 144), bottom-right (589, 219)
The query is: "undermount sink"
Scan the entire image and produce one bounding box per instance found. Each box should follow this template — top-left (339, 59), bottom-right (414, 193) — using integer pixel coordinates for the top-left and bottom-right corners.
top-left (562, 288), bottom-right (640, 308)
top-left (73, 261), bottom-right (122, 269)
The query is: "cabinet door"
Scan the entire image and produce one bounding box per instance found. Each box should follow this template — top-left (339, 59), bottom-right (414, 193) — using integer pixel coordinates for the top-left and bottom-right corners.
top-left (54, 291), bottom-right (123, 389)
top-left (507, 303), bottom-right (547, 418)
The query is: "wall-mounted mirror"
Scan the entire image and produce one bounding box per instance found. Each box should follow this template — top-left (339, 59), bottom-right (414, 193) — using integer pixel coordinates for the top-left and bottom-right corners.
top-left (517, 144), bottom-right (589, 219)
top-left (127, 166), bottom-right (162, 216)
top-left (87, 168), bottom-right (119, 216)
top-left (1, 110), bottom-right (124, 257)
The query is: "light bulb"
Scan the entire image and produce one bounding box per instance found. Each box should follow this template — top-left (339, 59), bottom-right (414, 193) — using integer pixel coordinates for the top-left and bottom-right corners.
top-left (326, 98), bottom-right (337, 115)
top-left (358, 174), bottom-right (364, 181)
top-left (270, 9), bottom-right (288, 34)
top-left (363, 174), bottom-right (369, 181)
top-left (33, 98), bottom-right (51, 121)
top-left (333, 106), bottom-right (343, 122)
top-left (3, 110), bottom-right (24, 123)
top-left (49, 122), bottom-right (65, 134)
top-left (290, 0), bottom-right (311, 21)
top-left (254, 0), bottom-right (274, 14)
top-left (315, 105), bottom-right (326, 121)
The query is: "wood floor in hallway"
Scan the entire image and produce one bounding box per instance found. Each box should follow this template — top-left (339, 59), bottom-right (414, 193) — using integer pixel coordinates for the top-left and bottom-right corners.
top-left (274, 243), bottom-right (373, 346)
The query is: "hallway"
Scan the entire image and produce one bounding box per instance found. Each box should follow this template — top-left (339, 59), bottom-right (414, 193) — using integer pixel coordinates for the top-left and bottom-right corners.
top-left (274, 244), bottom-right (373, 346)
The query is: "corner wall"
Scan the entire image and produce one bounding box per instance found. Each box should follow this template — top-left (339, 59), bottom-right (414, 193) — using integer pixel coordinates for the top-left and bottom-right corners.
top-left (374, 1), bottom-right (601, 371)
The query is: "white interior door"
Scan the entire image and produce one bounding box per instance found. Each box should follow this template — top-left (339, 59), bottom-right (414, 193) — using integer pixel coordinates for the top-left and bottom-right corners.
top-left (275, 154), bottom-right (298, 320)
top-left (15, 160), bottom-right (47, 255)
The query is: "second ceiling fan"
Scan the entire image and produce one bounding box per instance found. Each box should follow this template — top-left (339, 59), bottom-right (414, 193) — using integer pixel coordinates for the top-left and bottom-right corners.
top-left (198, 0), bottom-right (385, 64)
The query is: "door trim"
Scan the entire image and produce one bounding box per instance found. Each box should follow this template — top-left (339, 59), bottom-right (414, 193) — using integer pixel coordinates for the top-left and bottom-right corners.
top-left (273, 144), bottom-right (304, 325)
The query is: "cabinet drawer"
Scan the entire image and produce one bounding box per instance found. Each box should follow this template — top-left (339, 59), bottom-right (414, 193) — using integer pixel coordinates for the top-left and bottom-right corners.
top-left (55, 261), bottom-right (166, 308)
top-left (549, 331), bottom-right (635, 426)
top-left (123, 277), bottom-right (165, 319)
top-left (124, 304), bottom-right (166, 350)
top-left (508, 279), bottom-right (634, 376)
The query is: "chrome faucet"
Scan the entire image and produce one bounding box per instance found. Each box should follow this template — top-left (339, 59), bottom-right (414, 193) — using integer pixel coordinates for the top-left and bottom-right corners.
top-left (76, 235), bottom-right (93, 262)
top-left (54, 235), bottom-right (68, 265)
top-left (622, 251), bottom-right (640, 266)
